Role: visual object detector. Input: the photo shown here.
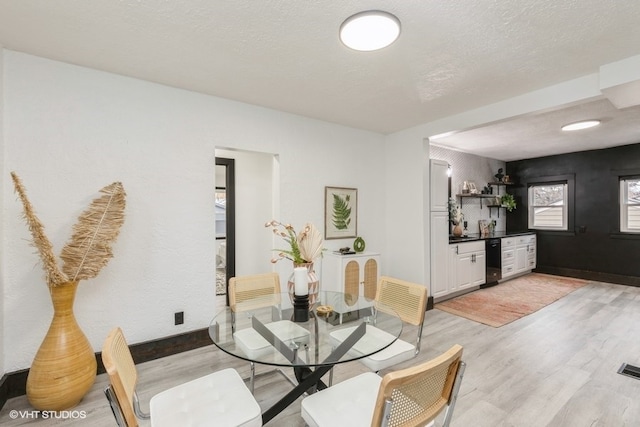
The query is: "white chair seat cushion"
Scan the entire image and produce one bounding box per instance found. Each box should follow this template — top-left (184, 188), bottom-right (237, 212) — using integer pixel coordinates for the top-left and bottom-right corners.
top-left (329, 325), bottom-right (415, 371)
top-left (301, 372), bottom-right (381, 427)
top-left (234, 319), bottom-right (310, 359)
top-left (150, 368), bottom-right (262, 427)
top-left (360, 337), bottom-right (415, 372)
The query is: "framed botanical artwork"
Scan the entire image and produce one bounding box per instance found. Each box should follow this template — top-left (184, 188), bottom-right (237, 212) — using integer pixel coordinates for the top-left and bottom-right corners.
top-left (324, 186), bottom-right (357, 239)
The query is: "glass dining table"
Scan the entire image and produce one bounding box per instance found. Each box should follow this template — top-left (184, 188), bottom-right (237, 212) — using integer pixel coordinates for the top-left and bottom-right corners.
top-left (208, 290), bottom-right (403, 425)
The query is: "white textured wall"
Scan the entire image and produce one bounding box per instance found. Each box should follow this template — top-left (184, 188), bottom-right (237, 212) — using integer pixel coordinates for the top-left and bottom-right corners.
top-left (0, 43), bottom-right (5, 377)
top-left (384, 128), bottom-right (430, 284)
top-left (1, 50), bottom-right (387, 372)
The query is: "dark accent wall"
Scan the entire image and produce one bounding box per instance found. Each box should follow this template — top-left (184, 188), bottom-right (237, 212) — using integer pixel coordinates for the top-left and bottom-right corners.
top-left (506, 142), bottom-right (640, 285)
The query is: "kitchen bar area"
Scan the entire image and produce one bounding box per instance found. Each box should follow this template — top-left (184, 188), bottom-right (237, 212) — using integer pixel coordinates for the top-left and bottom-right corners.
top-left (429, 154), bottom-right (537, 303)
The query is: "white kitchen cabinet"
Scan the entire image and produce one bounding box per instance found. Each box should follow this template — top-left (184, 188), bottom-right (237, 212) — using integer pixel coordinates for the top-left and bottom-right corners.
top-left (430, 159), bottom-right (449, 212)
top-left (515, 234), bottom-right (536, 274)
top-left (430, 158), bottom-right (451, 299)
top-left (430, 211), bottom-right (450, 298)
top-left (449, 241), bottom-right (486, 292)
top-left (471, 250), bottom-right (486, 287)
top-left (502, 234), bottom-right (536, 279)
top-left (322, 252), bottom-right (380, 319)
top-left (501, 237), bottom-right (516, 278)
top-left (515, 245), bottom-right (528, 272)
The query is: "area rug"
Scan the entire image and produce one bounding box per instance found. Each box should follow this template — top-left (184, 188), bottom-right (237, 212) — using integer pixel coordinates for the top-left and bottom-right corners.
top-left (435, 273), bottom-right (589, 327)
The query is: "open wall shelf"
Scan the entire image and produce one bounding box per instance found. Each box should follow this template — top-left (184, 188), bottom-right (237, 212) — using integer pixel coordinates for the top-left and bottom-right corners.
top-left (488, 181), bottom-right (515, 195)
top-left (456, 194), bottom-right (505, 217)
top-left (456, 193), bottom-right (496, 208)
top-left (456, 180), bottom-right (515, 217)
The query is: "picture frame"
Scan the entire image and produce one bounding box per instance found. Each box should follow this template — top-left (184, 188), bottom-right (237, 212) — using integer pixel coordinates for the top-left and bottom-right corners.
top-left (324, 186), bottom-right (357, 239)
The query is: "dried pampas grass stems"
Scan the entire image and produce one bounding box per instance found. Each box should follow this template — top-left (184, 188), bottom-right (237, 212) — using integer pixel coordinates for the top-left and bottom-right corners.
top-left (11, 172), bottom-right (126, 288)
top-left (11, 172), bottom-right (69, 287)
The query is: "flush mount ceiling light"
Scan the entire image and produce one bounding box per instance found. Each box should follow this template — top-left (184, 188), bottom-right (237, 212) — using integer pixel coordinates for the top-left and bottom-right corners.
top-left (340, 10), bottom-right (401, 51)
top-left (561, 120), bottom-right (601, 131)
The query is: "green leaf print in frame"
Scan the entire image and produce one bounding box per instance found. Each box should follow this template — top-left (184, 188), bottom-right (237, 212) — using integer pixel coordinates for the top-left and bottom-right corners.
top-left (324, 186), bottom-right (357, 239)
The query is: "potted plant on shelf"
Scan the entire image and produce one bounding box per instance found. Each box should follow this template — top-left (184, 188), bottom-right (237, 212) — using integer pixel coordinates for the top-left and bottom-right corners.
top-left (501, 193), bottom-right (517, 212)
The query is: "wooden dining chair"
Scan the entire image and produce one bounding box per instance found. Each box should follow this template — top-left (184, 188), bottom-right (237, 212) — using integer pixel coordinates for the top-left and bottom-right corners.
top-left (301, 344), bottom-right (465, 427)
top-left (102, 327), bottom-right (262, 427)
top-left (229, 272), bottom-right (309, 393)
top-left (329, 276), bottom-right (428, 373)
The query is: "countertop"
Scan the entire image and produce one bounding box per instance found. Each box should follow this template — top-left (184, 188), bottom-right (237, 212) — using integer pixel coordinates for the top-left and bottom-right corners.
top-left (449, 230), bottom-right (535, 244)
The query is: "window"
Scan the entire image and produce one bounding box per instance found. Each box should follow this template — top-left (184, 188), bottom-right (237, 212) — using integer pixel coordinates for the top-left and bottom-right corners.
top-left (528, 183), bottom-right (568, 230)
top-left (620, 177), bottom-right (640, 233)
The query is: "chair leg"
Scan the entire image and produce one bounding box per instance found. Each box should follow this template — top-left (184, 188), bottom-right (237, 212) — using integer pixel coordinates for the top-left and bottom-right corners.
top-left (443, 361), bottom-right (466, 427)
top-left (244, 363), bottom-right (298, 395)
top-left (104, 386), bottom-right (127, 427)
top-left (249, 362), bottom-right (256, 394)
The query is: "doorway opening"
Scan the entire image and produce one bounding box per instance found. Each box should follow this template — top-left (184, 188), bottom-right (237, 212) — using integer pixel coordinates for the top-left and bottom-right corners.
top-left (215, 157), bottom-right (235, 306)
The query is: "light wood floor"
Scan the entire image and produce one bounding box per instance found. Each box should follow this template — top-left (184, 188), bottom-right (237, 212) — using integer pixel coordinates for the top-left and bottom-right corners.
top-left (2, 279), bottom-right (640, 426)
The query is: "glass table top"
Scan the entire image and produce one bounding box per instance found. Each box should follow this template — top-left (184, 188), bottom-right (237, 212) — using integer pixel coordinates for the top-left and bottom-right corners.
top-left (209, 290), bottom-right (403, 368)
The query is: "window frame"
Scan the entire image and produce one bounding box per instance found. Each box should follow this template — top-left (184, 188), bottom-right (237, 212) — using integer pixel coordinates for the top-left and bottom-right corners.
top-left (524, 174), bottom-right (575, 235)
top-left (528, 182), bottom-right (569, 231)
top-left (619, 175), bottom-right (640, 234)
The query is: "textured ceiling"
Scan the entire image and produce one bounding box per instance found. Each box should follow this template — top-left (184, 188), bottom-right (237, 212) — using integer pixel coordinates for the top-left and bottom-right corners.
top-left (1, 0), bottom-right (640, 160)
top-left (432, 99), bottom-right (640, 161)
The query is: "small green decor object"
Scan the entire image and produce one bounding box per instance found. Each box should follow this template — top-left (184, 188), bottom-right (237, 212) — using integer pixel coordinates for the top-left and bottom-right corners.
top-left (501, 193), bottom-right (517, 212)
top-left (353, 236), bottom-right (365, 252)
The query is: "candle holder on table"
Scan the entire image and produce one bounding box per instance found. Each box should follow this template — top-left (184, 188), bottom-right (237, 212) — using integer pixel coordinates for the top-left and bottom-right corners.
top-left (293, 266), bottom-right (309, 322)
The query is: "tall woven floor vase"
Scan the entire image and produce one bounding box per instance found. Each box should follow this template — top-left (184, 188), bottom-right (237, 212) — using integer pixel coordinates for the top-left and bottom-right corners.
top-left (26, 281), bottom-right (97, 411)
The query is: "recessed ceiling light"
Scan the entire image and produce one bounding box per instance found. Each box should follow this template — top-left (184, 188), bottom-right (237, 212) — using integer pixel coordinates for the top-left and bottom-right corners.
top-left (340, 11), bottom-right (401, 52)
top-left (561, 120), bottom-right (601, 131)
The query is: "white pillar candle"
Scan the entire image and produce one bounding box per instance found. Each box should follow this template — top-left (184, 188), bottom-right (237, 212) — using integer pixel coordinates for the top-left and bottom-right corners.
top-left (294, 267), bottom-right (308, 296)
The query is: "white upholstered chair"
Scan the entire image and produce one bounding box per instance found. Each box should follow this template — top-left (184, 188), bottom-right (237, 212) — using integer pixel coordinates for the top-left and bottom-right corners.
top-left (301, 344), bottom-right (466, 427)
top-left (329, 276), bottom-right (428, 372)
top-left (102, 327), bottom-right (262, 427)
top-left (229, 272), bottom-right (309, 393)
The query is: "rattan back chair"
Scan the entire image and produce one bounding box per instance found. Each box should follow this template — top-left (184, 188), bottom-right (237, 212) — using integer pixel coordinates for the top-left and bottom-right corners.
top-left (327, 276), bottom-right (428, 387)
top-left (376, 275), bottom-right (428, 328)
top-left (372, 344), bottom-right (464, 426)
top-left (301, 344), bottom-right (465, 427)
top-left (228, 272), bottom-right (305, 393)
top-left (363, 276), bottom-right (427, 372)
top-left (102, 327), bottom-right (140, 427)
top-left (229, 272), bottom-right (282, 313)
top-left (102, 327), bottom-right (262, 427)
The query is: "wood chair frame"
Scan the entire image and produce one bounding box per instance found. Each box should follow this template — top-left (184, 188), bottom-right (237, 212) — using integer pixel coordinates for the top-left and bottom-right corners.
top-left (302, 344), bottom-right (465, 427)
top-left (373, 344), bottom-right (465, 427)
